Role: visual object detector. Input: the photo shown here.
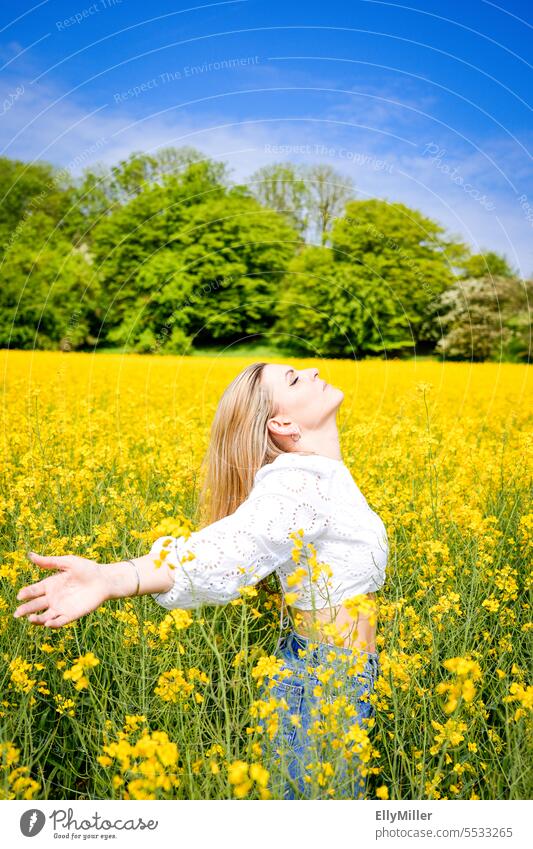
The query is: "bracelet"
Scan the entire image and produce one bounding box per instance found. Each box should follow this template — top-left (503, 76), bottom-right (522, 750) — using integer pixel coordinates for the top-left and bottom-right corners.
top-left (125, 559), bottom-right (140, 596)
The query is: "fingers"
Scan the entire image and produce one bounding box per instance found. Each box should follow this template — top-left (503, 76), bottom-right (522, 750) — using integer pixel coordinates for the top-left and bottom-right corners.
top-left (14, 605), bottom-right (70, 628)
top-left (27, 552), bottom-right (70, 570)
top-left (43, 614), bottom-right (70, 629)
top-left (16, 580), bottom-right (47, 602)
top-left (13, 597), bottom-right (49, 618)
top-left (26, 610), bottom-right (57, 626)
top-left (16, 553), bottom-right (70, 605)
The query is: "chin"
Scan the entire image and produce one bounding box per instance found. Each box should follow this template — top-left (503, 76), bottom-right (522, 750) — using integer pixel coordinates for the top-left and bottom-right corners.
top-left (329, 386), bottom-right (344, 406)
top-left (321, 382), bottom-right (344, 407)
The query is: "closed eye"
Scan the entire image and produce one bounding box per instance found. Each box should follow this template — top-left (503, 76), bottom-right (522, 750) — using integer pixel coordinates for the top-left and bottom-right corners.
top-left (290, 375), bottom-right (299, 385)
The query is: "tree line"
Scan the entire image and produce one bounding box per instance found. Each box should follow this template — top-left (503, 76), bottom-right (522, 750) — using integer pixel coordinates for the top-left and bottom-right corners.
top-left (0, 147), bottom-right (530, 361)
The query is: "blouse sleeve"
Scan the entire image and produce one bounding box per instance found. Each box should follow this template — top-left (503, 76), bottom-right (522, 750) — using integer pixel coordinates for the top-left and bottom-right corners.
top-left (150, 463), bottom-right (332, 610)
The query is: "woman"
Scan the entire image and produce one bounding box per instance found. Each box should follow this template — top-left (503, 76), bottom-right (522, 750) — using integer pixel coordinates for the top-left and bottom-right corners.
top-left (13, 362), bottom-right (388, 800)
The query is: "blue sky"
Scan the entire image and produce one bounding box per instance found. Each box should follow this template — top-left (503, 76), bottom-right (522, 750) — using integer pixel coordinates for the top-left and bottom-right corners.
top-left (1, 0), bottom-right (532, 275)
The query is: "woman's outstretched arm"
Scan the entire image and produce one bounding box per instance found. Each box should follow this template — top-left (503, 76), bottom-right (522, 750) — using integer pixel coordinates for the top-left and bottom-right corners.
top-left (104, 552), bottom-right (174, 598)
top-left (13, 550), bottom-right (174, 628)
top-left (14, 459), bottom-right (332, 626)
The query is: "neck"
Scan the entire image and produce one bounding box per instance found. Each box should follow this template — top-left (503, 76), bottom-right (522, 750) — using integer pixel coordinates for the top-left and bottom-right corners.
top-left (294, 422), bottom-right (343, 461)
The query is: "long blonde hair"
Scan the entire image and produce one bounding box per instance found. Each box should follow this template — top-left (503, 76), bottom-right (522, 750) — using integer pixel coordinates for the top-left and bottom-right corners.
top-left (195, 362), bottom-right (286, 527)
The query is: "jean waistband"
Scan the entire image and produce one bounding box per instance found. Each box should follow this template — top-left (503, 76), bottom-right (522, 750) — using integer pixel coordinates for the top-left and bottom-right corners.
top-left (281, 629), bottom-right (381, 676)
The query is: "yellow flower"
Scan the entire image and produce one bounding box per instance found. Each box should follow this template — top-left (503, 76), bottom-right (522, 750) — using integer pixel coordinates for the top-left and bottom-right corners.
top-left (286, 566), bottom-right (308, 588)
top-left (234, 780), bottom-right (253, 798)
top-left (502, 682), bottom-right (533, 721)
top-left (154, 667), bottom-right (208, 703)
top-left (251, 655), bottom-right (290, 686)
top-left (344, 594), bottom-right (378, 627)
top-left (238, 585), bottom-right (258, 599)
top-left (0, 742), bottom-right (41, 800)
top-left (430, 719), bottom-right (468, 755)
top-left (284, 592), bottom-right (300, 606)
top-left (233, 650), bottom-right (245, 668)
top-left (123, 715), bottom-right (147, 733)
top-left (249, 763), bottom-right (269, 788)
top-left (63, 653), bottom-right (100, 690)
top-left (227, 760), bottom-right (249, 785)
top-left (436, 656), bottom-right (483, 713)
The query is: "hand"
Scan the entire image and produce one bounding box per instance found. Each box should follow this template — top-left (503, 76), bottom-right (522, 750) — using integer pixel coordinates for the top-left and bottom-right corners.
top-left (13, 552), bottom-right (110, 628)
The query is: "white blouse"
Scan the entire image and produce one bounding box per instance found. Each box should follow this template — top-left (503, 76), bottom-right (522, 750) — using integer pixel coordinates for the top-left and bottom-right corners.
top-left (150, 452), bottom-right (389, 611)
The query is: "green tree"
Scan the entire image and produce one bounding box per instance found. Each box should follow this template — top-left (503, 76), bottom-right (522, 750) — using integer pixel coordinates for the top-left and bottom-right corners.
top-left (91, 159), bottom-right (229, 337)
top-left (249, 162), bottom-right (309, 236)
top-left (249, 162), bottom-right (356, 245)
top-left (331, 199), bottom-right (468, 349)
top-left (0, 214), bottom-right (98, 349)
top-left (0, 157), bottom-right (74, 252)
top-left (458, 250), bottom-right (515, 279)
top-left (95, 182), bottom-right (298, 350)
top-left (6, 149), bottom-right (514, 361)
top-left (273, 245), bottom-right (410, 357)
top-left (62, 147), bottom-right (228, 247)
top-left (108, 147), bottom-right (228, 201)
top-left (61, 164), bottom-right (119, 247)
top-left (304, 163), bottom-right (356, 244)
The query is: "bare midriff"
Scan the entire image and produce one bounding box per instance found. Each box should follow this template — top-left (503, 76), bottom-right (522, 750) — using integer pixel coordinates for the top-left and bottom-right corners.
top-left (287, 592), bottom-right (378, 654)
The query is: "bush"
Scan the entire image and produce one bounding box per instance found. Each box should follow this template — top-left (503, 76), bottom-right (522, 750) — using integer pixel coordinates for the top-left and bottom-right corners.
top-left (434, 275), bottom-right (532, 362)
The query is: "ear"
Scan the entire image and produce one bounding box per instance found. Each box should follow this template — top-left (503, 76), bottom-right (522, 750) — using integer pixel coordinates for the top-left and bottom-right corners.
top-left (267, 416), bottom-right (297, 439)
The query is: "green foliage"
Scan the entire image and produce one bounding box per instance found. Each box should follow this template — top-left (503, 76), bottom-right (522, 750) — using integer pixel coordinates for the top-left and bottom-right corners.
top-left (62, 147), bottom-right (229, 247)
top-left (331, 200), bottom-right (467, 340)
top-left (93, 168), bottom-right (297, 350)
top-left (0, 157), bottom-right (73, 251)
top-left (275, 200), bottom-right (469, 356)
top-left (249, 162), bottom-right (310, 235)
top-left (458, 250), bottom-right (515, 280)
top-left (272, 246), bottom-right (411, 357)
top-left (0, 149), bottom-right (528, 360)
top-left (0, 215), bottom-right (99, 350)
top-left (249, 161), bottom-right (356, 243)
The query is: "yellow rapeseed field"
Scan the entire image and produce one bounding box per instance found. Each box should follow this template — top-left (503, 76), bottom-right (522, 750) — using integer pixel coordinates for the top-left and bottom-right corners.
top-left (0, 350), bottom-right (531, 800)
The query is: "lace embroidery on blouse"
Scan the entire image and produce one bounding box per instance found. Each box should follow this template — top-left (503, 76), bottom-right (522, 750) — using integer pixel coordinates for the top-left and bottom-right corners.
top-left (150, 453), bottom-right (388, 611)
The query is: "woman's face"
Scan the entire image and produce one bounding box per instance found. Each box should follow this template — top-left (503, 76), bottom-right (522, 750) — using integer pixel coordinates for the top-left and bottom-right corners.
top-left (260, 363), bottom-right (344, 442)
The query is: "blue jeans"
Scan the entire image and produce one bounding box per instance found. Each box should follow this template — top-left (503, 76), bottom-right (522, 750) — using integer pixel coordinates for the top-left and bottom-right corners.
top-left (257, 630), bottom-right (381, 800)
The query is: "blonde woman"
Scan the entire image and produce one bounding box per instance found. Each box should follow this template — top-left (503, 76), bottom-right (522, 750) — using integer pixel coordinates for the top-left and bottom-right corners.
top-left (13, 362), bottom-right (388, 800)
